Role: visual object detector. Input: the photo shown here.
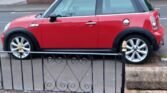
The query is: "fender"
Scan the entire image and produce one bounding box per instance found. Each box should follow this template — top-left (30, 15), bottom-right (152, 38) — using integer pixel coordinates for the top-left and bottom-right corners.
top-left (113, 27), bottom-right (159, 52)
top-left (4, 27), bottom-right (40, 51)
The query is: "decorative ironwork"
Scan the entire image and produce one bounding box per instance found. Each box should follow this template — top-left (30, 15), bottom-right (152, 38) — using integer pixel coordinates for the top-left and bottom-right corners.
top-left (0, 51), bottom-right (125, 93)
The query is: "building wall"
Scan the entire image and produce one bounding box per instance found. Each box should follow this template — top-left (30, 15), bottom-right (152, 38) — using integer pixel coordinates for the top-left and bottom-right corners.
top-left (27, 0), bottom-right (54, 4)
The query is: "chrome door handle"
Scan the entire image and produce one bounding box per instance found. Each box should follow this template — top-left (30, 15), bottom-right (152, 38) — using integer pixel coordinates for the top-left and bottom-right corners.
top-left (86, 21), bottom-right (96, 25)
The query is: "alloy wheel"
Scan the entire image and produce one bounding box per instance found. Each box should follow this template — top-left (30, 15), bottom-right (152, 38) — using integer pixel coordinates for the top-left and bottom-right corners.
top-left (10, 36), bottom-right (31, 59)
top-left (125, 38), bottom-right (148, 63)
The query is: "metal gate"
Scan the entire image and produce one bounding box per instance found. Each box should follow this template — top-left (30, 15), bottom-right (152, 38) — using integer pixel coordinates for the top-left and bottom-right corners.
top-left (0, 51), bottom-right (125, 93)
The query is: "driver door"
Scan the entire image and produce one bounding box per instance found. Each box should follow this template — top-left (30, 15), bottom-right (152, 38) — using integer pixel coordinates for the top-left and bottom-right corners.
top-left (40, 0), bottom-right (99, 49)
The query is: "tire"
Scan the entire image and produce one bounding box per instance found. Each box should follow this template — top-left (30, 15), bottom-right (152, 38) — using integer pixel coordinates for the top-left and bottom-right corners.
top-left (7, 33), bottom-right (34, 59)
top-left (121, 35), bottom-right (152, 64)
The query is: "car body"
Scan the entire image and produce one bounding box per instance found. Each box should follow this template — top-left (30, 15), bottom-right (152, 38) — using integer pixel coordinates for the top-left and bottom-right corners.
top-left (1, 0), bottom-right (165, 64)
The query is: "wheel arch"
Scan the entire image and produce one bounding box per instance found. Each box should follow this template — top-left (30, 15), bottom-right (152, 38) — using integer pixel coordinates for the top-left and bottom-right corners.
top-left (4, 27), bottom-right (40, 51)
top-left (113, 27), bottom-right (159, 52)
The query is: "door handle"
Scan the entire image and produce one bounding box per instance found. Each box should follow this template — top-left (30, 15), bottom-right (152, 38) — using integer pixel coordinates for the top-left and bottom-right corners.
top-left (86, 21), bottom-right (97, 25)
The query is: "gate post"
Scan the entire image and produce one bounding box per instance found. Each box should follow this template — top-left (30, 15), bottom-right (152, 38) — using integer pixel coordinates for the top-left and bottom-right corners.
top-left (19, 51), bottom-right (24, 90)
top-left (121, 41), bottom-right (127, 93)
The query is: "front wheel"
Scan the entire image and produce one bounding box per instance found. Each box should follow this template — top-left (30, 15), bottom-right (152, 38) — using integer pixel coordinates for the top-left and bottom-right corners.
top-left (122, 35), bottom-right (152, 64)
top-left (8, 34), bottom-right (33, 59)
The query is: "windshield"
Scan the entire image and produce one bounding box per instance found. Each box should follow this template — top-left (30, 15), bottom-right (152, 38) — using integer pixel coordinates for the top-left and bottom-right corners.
top-left (42, 0), bottom-right (59, 17)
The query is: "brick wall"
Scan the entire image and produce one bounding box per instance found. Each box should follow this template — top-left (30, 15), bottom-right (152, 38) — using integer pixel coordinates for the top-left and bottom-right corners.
top-left (27, 0), bottom-right (54, 4)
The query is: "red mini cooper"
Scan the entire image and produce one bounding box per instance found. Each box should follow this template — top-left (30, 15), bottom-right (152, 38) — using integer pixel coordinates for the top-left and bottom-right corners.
top-left (1, 0), bottom-right (164, 64)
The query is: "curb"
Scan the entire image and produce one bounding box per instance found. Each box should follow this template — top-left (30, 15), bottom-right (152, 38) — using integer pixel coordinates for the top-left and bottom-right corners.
top-left (125, 89), bottom-right (167, 93)
top-left (126, 67), bottom-right (167, 90)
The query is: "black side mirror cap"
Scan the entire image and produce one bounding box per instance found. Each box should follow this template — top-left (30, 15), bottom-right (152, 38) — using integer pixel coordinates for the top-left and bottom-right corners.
top-left (49, 14), bottom-right (57, 22)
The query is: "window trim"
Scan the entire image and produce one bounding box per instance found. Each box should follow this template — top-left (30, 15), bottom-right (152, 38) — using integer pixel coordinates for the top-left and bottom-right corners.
top-left (43, 0), bottom-right (98, 18)
top-left (43, 11), bottom-right (150, 19)
top-left (96, 0), bottom-right (102, 15)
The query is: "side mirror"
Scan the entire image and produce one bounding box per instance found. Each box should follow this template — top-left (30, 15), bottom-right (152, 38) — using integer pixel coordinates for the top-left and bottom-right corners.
top-left (49, 14), bottom-right (57, 22)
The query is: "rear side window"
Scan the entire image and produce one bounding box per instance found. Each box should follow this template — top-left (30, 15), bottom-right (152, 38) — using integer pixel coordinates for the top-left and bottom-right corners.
top-left (102, 0), bottom-right (137, 14)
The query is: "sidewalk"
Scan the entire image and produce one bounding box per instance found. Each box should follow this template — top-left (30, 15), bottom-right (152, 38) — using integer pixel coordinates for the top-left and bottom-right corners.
top-left (0, 4), bottom-right (50, 12)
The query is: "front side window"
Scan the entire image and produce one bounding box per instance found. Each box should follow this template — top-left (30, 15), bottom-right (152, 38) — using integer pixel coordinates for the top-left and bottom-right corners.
top-left (102, 0), bottom-right (137, 14)
top-left (51, 0), bottom-right (96, 17)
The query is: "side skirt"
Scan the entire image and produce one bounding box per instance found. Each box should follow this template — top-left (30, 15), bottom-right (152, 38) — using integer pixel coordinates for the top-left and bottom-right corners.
top-left (41, 49), bottom-right (116, 53)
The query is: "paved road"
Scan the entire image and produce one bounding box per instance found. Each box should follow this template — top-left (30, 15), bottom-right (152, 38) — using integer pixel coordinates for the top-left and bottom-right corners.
top-left (153, 2), bottom-right (167, 55)
top-left (0, 12), bottom-right (36, 31)
top-left (0, 12), bottom-right (38, 50)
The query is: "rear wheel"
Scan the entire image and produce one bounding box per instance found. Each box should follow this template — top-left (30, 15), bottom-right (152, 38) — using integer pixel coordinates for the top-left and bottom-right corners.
top-left (121, 35), bottom-right (152, 64)
top-left (8, 34), bottom-right (33, 59)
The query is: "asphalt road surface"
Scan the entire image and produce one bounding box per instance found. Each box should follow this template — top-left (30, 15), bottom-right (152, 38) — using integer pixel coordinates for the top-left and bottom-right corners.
top-left (0, 12), bottom-right (37, 50)
top-left (155, 2), bottom-right (167, 55)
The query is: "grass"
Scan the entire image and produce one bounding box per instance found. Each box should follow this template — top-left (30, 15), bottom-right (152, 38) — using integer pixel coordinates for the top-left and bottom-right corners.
top-left (160, 55), bottom-right (167, 58)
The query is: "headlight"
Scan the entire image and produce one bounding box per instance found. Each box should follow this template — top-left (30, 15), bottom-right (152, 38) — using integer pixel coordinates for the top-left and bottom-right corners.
top-left (3, 22), bottom-right (11, 32)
